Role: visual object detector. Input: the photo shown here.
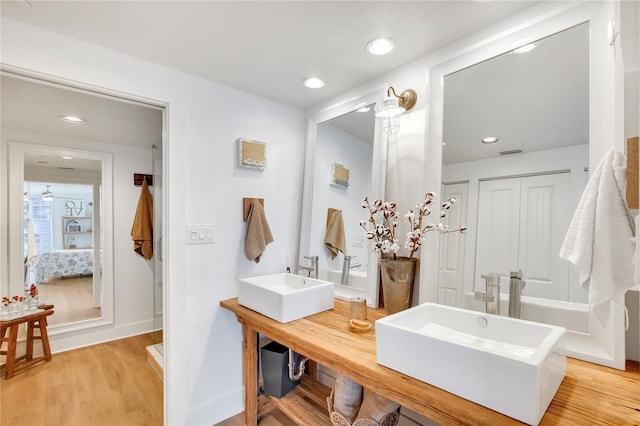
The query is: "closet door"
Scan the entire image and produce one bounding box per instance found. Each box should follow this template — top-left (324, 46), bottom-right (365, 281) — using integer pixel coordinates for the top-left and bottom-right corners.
top-left (518, 173), bottom-right (570, 300)
top-left (475, 178), bottom-right (521, 293)
top-left (438, 182), bottom-right (469, 307)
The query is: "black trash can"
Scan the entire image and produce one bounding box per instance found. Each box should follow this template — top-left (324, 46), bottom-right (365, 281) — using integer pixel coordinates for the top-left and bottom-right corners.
top-left (261, 341), bottom-right (299, 398)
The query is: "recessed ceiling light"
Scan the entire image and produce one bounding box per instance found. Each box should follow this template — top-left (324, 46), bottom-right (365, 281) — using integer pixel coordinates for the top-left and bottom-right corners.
top-left (356, 107), bottom-right (371, 113)
top-left (60, 115), bottom-right (86, 123)
top-left (302, 77), bottom-right (325, 89)
top-left (366, 38), bottom-right (395, 55)
top-left (512, 43), bottom-right (537, 55)
top-left (481, 136), bottom-right (499, 144)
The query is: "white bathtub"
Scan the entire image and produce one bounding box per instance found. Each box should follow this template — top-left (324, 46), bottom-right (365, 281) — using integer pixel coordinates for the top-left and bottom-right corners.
top-left (464, 292), bottom-right (589, 333)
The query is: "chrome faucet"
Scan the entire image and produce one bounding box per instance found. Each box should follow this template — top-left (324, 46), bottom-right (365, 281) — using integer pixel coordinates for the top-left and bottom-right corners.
top-left (508, 270), bottom-right (526, 319)
top-left (298, 256), bottom-right (319, 279)
top-left (474, 273), bottom-right (501, 315)
top-left (340, 255), bottom-right (361, 286)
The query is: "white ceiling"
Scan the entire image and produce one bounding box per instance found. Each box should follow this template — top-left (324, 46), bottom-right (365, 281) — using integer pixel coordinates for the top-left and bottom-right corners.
top-left (443, 22), bottom-right (589, 164)
top-left (1, 75), bottom-right (163, 148)
top-left (1, 1), bottom-right (539, 110)
top-left (1, 1), bottom-right (591, 162)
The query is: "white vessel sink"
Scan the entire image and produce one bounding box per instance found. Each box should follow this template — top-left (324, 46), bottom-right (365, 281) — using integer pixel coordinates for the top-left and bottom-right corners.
top-left (238, 273), bottom-right (334, 323)
top-left (376, 303), bottom-right (566, 425)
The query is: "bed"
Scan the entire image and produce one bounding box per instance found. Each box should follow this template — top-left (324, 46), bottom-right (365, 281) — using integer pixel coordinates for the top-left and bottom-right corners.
top-left (32, 249), bottom-right (94, 283)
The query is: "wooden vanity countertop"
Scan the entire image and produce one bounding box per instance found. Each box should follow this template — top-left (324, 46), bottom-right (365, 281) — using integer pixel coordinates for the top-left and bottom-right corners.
top-left (220, 298), bottom-right (640, 425)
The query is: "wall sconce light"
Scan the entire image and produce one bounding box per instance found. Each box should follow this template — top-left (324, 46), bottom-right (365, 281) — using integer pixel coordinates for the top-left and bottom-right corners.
top-left (41, 185), bottom-right (54, 202)
top-left (375, 86), bottom-right (417, 134)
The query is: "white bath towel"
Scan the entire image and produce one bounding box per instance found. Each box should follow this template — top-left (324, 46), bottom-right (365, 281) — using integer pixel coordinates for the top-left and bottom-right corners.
top-left (559, 147), bottom-right (636, 325)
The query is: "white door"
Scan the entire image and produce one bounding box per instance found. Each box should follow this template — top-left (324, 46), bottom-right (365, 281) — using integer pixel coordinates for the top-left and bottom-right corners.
top-left (475, 178), bottom-right (521, 293)
top-left (475, 173), bottom-right (571, 301)
top-left (438, 182), bottom-right (468, 307)
top-left (518, 173), bottom-right (570, 299)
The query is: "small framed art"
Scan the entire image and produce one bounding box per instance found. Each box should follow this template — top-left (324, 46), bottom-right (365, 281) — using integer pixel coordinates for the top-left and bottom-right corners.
top-left (238, 138), bottom-right (267, 170)
top-left (330, 163), bottom-right (349, 189)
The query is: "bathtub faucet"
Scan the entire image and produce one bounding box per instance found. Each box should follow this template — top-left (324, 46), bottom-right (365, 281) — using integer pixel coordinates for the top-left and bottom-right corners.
top-left (475, 273), bottom-right (501, 315)
top-left (508, 270), bottom-right (526, 319)
top-left (298, 256), bottom-right (318, 279)
top-left (340, 255), bottom-right (361, 286)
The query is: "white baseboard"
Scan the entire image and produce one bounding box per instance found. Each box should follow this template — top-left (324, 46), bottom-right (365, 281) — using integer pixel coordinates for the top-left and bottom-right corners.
top-left (188, 387), bottom-right (244, 426)
top-left (49, 319), bottom-right (156, 354)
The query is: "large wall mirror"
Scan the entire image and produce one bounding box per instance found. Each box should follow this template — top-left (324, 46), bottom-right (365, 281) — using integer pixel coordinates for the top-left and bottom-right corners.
top-left (441, 23), bottom-right (589, 309)
top-left (8, 142), bottom-right (114, 330)
top-left (299, 87), bottom-right (385, 307)
top-left (424, 7), bottom-right (626, 369)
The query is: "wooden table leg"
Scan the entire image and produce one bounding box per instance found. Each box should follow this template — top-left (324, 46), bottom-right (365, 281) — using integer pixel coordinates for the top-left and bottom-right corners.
top-left (242, 322), bottom-right (258, 426)
top-left (26, 320), bottom-right (35, 361)
top-left (5, 325), bottom-right (19, 379)
top-left (38, 318), bottom-right (52, 360)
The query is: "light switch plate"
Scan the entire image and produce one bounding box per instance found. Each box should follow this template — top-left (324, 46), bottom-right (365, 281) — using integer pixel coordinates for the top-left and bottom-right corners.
top-left (186, 224), bottom-right (215, 244)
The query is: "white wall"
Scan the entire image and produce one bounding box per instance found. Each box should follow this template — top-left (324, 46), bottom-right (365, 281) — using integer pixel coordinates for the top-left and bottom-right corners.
top-left (1, 17), bottom-right (305, 426)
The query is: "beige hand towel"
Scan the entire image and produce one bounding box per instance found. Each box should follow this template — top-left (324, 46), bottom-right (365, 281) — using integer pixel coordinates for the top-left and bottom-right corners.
top-left (324, 209), bottom-right (346, 259)
top-left (244, 199), bottom-right (274, 263)
top-left (131, 180), bottom-right (154, 260)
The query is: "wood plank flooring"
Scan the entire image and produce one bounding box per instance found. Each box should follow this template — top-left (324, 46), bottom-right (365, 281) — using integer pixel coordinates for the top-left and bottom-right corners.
top-left (215, 396), bottom-right (297, 426)
top-left (38, 276), bottom-right (101, 327)
top-left (0, 332), bottom-right (162, 426)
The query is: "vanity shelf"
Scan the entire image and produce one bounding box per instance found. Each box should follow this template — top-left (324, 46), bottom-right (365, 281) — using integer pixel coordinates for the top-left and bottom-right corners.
top-left (264, 376), bottom-right (332, 426)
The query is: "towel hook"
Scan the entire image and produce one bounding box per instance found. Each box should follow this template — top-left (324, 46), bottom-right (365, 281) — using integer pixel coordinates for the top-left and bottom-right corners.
top-left (243, 198), bottom-right (264, 221)
top-left (134, 174), bottom-right (153, 186)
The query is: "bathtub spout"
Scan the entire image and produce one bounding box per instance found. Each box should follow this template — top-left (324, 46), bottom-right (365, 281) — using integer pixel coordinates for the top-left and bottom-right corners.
top-left (508, 270), bottom-right (526, 319)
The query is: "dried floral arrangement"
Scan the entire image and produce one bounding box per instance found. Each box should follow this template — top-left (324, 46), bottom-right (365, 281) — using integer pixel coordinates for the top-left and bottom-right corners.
top-left (359, 192), bottom-right (467, 260)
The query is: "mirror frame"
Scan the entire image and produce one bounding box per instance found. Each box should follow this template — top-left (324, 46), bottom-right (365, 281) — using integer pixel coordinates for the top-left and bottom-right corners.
top-left (8, 141), bottom-right (115, 332)
top-left (299, 85), bottom-right (386, 308)
top-left (421, 3), bottom-right (626, 369)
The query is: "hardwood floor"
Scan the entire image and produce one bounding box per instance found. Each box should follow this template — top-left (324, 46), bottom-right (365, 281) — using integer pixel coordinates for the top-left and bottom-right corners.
top-left (215, 396), bottom-right (298, 426)
top-left (38, 276), bottom-right (101, 327)
top-left (0, 332), bottom-right (162, 426)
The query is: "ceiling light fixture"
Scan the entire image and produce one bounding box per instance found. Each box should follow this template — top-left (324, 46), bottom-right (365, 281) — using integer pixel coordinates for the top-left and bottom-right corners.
top-left (302, 77), bottom-right (325, 89)
top-left (61, 156), bottom-right (73, 160)
top-left (356, 107), bottom-right (371, 113)
top-left (481, 136), bottom-right (499, 144)
top-left (59, 115), bottom-right (86, 123)
top-left (512, 43), bottom-right (537, 54)
top-left (41, 185), bottom-right (54, 202)
top-left (366, 38), bottom-right (395, 55)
